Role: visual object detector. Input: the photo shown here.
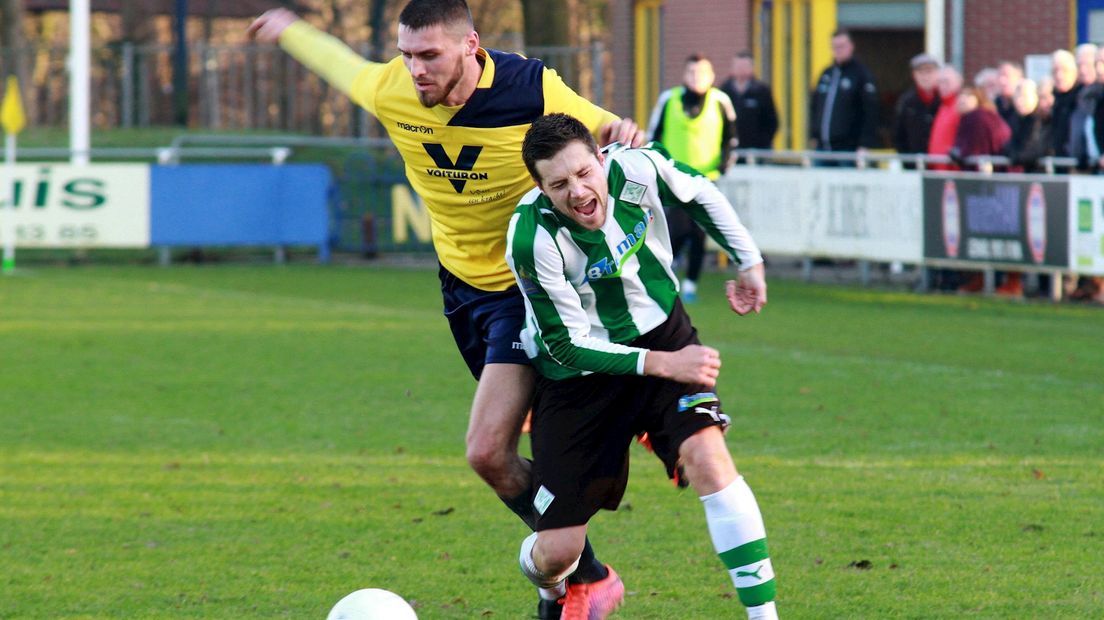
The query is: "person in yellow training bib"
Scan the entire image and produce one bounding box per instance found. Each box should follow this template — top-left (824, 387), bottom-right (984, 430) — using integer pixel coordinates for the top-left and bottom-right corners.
top-left (645, 54), bottom-right (736, 303)
top-left (248, 2), bottom-right (643, 619)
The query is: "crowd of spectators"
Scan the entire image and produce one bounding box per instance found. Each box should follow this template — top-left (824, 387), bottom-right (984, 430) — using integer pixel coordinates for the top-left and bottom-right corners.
top-left (667, 35), bottom-right (1102, 302)
top-left (800, 32), bottom-right (1103, 301)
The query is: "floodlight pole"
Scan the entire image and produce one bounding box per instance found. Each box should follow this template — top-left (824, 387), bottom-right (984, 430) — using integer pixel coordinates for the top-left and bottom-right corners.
top-left (69, 0), bottom-right (91, 165)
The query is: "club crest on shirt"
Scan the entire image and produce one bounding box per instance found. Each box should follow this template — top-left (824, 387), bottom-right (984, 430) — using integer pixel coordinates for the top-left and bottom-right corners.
top-left (619, 181), bottom-right (647, 204)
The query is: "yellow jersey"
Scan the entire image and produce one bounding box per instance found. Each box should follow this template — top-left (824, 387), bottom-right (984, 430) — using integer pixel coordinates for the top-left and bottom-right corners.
top-left (281, 22), bottom-right (618, 291)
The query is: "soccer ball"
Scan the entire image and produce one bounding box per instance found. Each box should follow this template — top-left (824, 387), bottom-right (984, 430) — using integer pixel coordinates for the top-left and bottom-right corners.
top-left (325, 588), bottom-right (418, 620)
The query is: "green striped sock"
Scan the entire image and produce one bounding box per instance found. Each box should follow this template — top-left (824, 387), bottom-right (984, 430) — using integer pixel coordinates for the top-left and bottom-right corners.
top-left (719, 538), bottom-right (776, 607)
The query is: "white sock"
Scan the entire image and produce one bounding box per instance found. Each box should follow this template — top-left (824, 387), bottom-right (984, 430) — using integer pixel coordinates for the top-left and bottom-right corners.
top-left (700, 476), bottom-right (777, 614)
top-left (681, 279), bottom-right (698, 294)
top-left (538, 584), bottom-right (566, 601)
top-left (747, 601), bottom-right (778, 620)
top-left (519, 532), bottom-right (579, 591)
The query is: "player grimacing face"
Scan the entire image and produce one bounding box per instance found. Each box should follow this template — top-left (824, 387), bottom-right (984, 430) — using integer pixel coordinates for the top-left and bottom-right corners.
top-left (397, 23), bottom-right (477, 107)
top-left (535, 141), bottom-right (609, 232)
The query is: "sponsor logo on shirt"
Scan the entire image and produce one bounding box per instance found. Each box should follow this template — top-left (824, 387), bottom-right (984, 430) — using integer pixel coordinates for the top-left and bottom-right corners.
top-left (584, 211), bottom-right (653, 281)
top-left (422, 143), bottom-right (488, 193)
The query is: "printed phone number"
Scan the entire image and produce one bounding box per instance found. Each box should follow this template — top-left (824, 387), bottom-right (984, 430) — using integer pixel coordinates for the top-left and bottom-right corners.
top-left (16, 224), bottom-right (99, 242)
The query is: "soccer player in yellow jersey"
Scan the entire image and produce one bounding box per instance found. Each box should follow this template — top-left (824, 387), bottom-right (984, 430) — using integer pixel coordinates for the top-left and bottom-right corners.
top-left (249, 1), bottom-right (641, 617)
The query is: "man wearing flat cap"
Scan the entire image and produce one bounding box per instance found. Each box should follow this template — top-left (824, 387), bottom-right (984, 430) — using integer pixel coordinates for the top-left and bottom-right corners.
top-left (893, 53), bottom-right (942, 160)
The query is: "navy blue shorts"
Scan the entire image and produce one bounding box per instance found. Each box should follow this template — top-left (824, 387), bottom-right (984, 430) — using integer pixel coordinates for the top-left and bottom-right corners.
top-left (439, 264), bottom-right (531, 380)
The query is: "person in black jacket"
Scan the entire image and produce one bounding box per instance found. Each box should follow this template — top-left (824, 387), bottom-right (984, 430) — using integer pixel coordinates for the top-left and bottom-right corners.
top-left (1006, 78), bottom-right (1054, 173)
top-left (809, 30), bottom-right (879, 163)
top-left (893, 53), bottom-right (941, 163)
top-left (1050, 49), bottom-right (1080, 159)
top-left (719, 50), bottom-right (779, 152)
top-left (994, 60), bottom-right (1024, 131)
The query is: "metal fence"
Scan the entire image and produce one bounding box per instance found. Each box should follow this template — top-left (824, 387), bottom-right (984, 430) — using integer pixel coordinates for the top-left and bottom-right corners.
top-left (0, 40), bottom-right (605, 135)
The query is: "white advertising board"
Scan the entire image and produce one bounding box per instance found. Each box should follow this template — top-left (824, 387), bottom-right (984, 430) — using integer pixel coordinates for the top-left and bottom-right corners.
top-left (2, 164), bottom-right (150, 248)
top-left (716, 167), bottom-right (924, 263)
top-left (1067, 177), bottom-right (1104, 275)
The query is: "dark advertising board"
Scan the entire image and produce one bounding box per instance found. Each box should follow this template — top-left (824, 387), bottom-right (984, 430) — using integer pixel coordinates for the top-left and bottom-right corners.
top-left (922, 176), bottom-right (1068, 267)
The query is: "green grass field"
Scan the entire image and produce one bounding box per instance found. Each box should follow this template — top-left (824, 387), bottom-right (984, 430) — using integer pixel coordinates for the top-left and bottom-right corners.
top-left (2, 265), bottom-right (1102, 619)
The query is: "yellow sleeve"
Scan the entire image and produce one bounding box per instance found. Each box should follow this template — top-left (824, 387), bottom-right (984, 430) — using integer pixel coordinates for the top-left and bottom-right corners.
top-left (541, 68), bottom-right (619, 135)
top-left (278, 20), bottom-right (384, 113)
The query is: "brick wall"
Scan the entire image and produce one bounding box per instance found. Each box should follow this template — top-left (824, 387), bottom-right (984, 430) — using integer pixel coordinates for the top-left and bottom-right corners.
top-left (959, 0), bottom-right (1071, 78)
top-left (609, 0), bottom-right (635, 117)
top-left (608, 0), bottom-right (751, 119)
top-left (658, 0), bottom-right (752, 90)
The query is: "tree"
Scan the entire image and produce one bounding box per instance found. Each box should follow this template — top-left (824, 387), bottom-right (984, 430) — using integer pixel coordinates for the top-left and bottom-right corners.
top-left (519, 0), bottom-right (570, 47)
top-left (0, 0), bottom-right (30, 95)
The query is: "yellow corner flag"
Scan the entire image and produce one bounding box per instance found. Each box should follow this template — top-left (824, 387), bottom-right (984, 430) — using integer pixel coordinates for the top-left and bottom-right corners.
top-left (2, 75), bottom-right (27, 135)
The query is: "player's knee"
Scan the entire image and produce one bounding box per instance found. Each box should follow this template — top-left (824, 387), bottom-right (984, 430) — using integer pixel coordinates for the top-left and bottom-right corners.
top-left (681, 427), bottom-right (738, 494)
top-left (520, 532), bottom-right (583, 588)
top-left (465, 437), bottom-right (510, 481)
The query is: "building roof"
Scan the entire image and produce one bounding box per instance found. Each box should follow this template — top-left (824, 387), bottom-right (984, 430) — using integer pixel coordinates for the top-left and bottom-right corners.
top-left (24, 1), bottom-right (311, 18)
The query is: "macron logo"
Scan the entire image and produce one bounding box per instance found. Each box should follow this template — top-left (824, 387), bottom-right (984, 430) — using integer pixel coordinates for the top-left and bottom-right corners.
top-left (397, 121), bottom-right (434, 135)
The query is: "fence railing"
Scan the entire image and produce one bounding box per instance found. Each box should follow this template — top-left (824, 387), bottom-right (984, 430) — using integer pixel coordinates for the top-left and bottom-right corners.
top-left (732, 149), bottom-right (1080, 175)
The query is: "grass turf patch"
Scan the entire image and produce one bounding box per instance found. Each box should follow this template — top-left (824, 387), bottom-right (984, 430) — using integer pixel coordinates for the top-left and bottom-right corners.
top-left (2, 265), bottom-right (1102, 618)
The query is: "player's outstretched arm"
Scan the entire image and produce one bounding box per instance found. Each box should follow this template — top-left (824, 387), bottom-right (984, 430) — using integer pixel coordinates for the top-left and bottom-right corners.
top-left (247, 8), bottom-right (299, 43)
top-left (643, 344), bottom-right (721, 387)
top-left (599, 118), bottom-right (647, 148)
top-left (247, 9), bottom-right (371, 99)
top-left (726, 262), bottom-right (767, 315)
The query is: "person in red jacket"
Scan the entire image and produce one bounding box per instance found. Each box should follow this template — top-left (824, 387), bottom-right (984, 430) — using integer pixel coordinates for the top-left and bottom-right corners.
top-left (949, 86), bottom-right (1011, 169)
top-left (928, 65), bottom-right (963, 170)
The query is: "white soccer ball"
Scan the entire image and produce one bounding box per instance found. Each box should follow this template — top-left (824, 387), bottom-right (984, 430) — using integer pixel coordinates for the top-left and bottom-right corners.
top-left (325, 588), bottom-right (418, 620)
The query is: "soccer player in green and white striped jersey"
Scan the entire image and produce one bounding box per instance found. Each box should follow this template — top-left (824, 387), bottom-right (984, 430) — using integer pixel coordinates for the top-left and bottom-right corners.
top-left (506, 113), bottom-right (778, 620)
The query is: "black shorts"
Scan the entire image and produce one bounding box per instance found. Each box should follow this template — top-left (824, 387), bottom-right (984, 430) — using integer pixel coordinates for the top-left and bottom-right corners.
top-left (529, 300), bottom-right (728, 530)
top-left (439, 264), bottom-right (531, 380)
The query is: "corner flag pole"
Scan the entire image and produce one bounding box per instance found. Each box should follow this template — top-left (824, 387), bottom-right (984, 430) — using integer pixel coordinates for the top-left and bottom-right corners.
top-left (1, 75), bottom-right (27, 274)
top-left (70, 0), bottom-right (91, 166)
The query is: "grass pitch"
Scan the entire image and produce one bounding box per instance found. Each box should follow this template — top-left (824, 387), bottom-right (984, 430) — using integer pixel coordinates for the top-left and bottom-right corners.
top-left (2, 265), bottom-right (1102, 619)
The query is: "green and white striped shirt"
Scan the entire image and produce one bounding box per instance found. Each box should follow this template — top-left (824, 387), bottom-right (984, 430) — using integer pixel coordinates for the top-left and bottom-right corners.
top-left (505, 143), bottom-right (762, 380)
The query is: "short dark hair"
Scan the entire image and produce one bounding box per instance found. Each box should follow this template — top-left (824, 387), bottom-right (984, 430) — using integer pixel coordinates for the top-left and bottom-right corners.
top-left (686, 52), bottom-right (707, 64)
top-left (735, 50), bottom-right (754, 60)
top-left (522, 113), bottom-right (599, 183)
top-left (399, 0), bottom-right (474, 31)
top-left (832, 29), bottom-right (851, 40)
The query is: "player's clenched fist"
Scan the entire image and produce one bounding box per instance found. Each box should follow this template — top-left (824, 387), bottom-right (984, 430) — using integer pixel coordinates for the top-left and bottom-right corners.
top-left (643, 344), bottom-right (721, 387)
top-left (247, 9), bottom-right (299, 43)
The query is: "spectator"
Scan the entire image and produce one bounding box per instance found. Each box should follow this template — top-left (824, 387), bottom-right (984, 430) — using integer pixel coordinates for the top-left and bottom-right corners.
top-left (1006, 79), bottom-right (1054, 173)
top-left (647, 54), bottom-right (737, 302)
top-left (949, 86), bottom-right (1011, 293)
top-left (893, 53), bottom-right (941, 163)
top-left (809, 29), bottom-right (879, 164)
top-left (1067, 43), bottom-right (1101, 167)
top-left (950, 86), bottom-right (1011, 169)
top-left (1076, 43), bottom-right (1098, 86)
top-left (996, 79), bottom-right (1054, 297)
top-left (974, 67), bottom-right (1000, 102)
top-left (1051, 49), bottom-right (1080, 158)
top-left (994, 60), bottom-right (1024, 130)
top-left (1031, 77), bottom-right (1060, 298)
top-left (718, 50), bottom-right (779, 152)
top-left (928, 64), bottom-right (964, 170)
